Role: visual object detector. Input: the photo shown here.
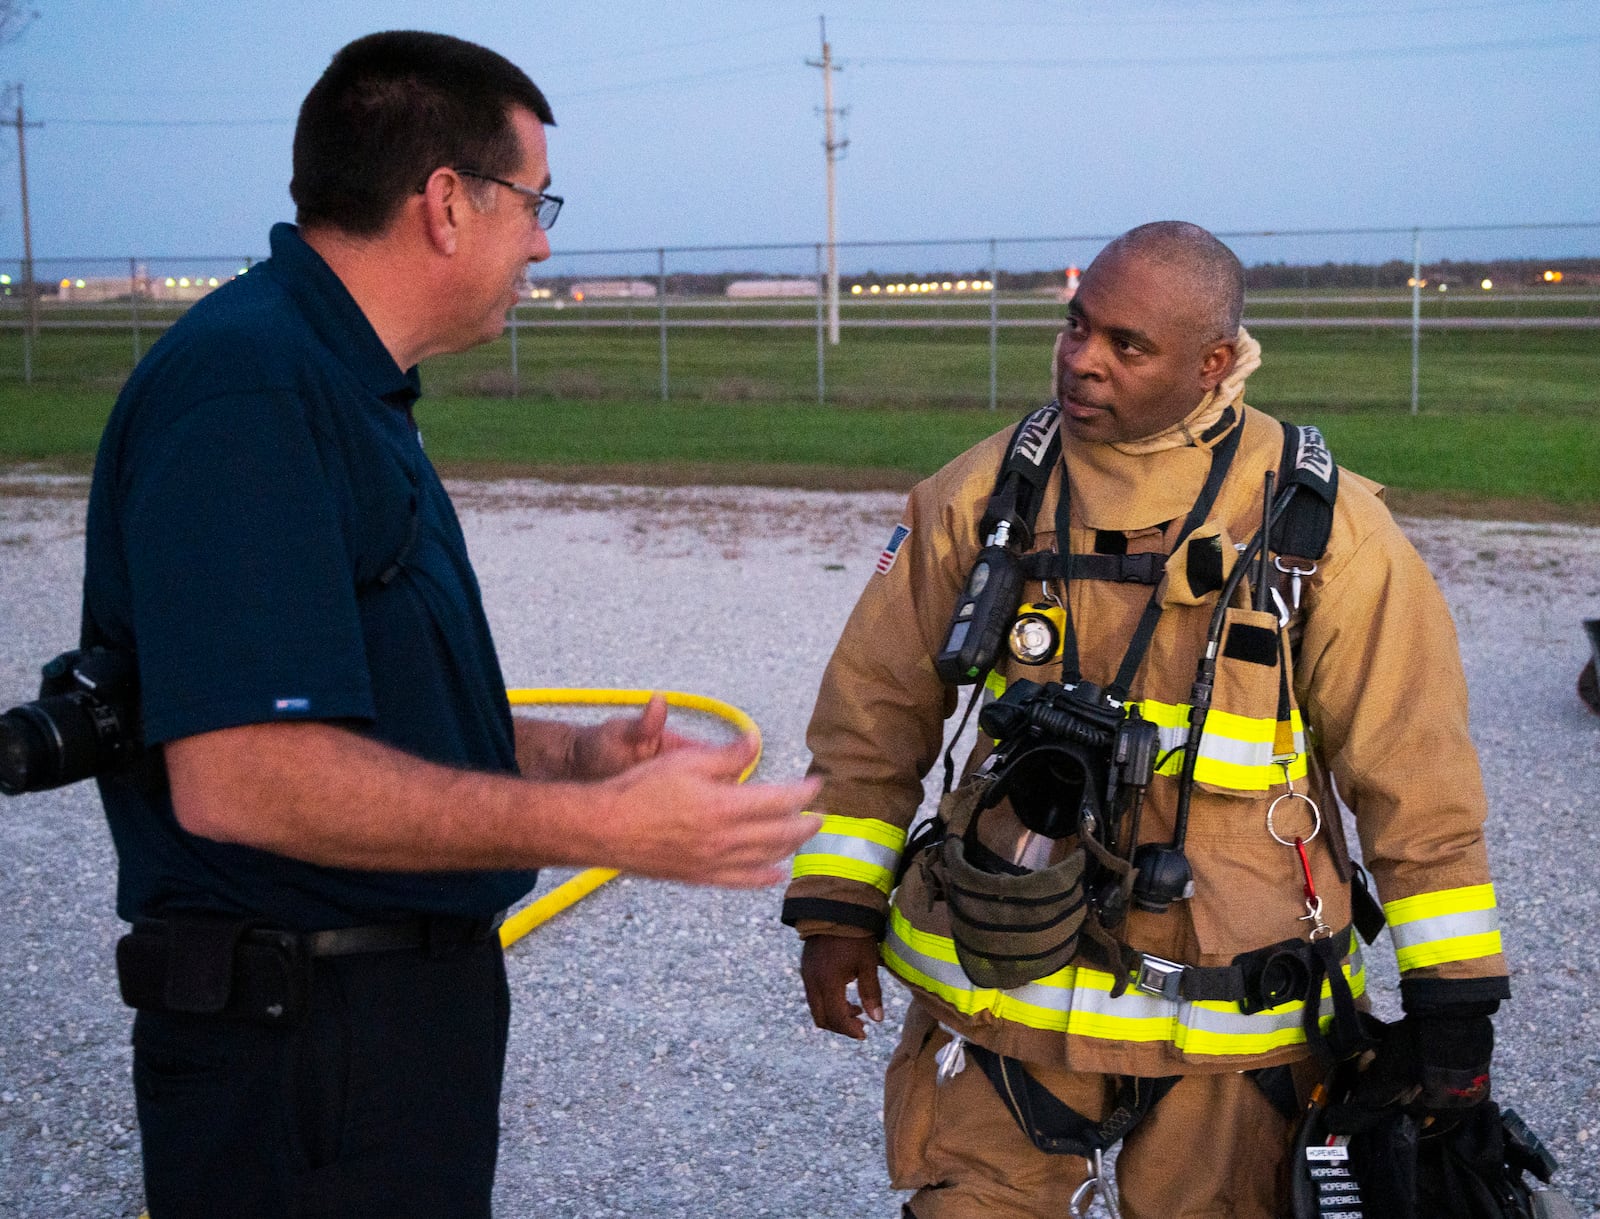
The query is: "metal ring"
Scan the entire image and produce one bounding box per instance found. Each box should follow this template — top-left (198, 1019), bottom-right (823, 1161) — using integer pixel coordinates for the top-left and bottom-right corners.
top-left (1266, 790), bottom-right (1322, 846)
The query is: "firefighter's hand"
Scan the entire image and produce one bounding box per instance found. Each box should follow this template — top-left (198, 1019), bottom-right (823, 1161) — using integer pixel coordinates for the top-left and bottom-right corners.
top-left (802, 933), bottom-right (885, 1040)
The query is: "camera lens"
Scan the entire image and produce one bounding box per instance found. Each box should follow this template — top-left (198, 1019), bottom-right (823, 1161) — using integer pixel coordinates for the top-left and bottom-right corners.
top-left (0, 705), bottom-right (59, 795)
top-left (0, 693), bottom-right (125, 795)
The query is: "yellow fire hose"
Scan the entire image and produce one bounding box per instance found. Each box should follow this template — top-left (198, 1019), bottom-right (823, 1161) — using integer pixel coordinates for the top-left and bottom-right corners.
top-left (496, 688), bottom-right (761, 948)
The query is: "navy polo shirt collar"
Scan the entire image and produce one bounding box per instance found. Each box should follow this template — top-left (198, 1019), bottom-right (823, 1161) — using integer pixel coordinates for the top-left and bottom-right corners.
top-left (267, 222), bottom-right (421, 410)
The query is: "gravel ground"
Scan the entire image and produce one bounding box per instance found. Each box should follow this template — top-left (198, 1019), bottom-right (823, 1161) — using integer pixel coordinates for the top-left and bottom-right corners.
top-left (0, 470), bottom-right (1596, 1217)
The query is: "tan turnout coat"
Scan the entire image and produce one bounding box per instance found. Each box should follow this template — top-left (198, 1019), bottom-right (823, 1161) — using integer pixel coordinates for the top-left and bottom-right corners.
top-left (784, 402), bottom-right (1508, 1078)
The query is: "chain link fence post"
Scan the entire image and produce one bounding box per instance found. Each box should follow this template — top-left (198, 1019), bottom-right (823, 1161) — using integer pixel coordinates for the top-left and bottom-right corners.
top-left (1410, 229), bottom-right (1422, 415)
top-left (988, 238), bottom-right (999, 411)
top-left (814, 243), bottom-right (826, 404)
top-left (658, 247), bottom-right (669, 402)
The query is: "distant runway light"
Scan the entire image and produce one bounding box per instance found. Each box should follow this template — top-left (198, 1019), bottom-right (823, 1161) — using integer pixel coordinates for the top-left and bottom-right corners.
top-left (1480, 279), bottom-right (1493, 290)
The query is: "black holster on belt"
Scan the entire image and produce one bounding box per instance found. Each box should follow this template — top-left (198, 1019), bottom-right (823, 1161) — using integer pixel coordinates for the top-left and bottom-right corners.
top-left (116, 915), bottom-right (311, 1025)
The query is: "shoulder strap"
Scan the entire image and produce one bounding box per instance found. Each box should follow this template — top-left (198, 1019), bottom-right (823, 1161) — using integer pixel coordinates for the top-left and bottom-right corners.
top-left (979, 401), bottom-right (1062, 550)
top-left (1271, 422), bottom-right (1338, 561)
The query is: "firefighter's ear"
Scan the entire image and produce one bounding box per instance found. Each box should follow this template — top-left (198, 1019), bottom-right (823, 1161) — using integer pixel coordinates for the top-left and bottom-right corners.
top-left (1199, 337), bottom-right (1237, 392)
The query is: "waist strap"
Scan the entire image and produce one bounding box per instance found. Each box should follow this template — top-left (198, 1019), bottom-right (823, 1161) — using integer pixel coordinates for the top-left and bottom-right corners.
top-left (304, 913), bottom-right (503, 958)
top-left (1079, 926), bottom-right (1352, 1009)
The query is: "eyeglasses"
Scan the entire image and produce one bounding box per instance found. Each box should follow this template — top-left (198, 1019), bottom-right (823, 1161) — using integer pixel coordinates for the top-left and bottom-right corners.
top-left (455, 169), bottom-right (563, 230)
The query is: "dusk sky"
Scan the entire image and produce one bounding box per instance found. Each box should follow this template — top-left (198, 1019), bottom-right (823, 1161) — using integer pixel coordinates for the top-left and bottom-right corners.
top-left (1, 1), bottom-right (1595, 277)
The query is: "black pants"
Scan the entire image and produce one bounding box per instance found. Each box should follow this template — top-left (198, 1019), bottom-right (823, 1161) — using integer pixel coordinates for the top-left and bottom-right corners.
top-left (132, 936), bottom-right (510, 1219)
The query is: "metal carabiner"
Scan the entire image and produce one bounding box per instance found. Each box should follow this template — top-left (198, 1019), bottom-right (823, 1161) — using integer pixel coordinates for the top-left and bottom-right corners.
top-left (934, 1028), bottom-right (967, 1085)
top-left (1069, 1148), bottom-right (1116, 1218)
top-left (1273, 555), bottom-right (1318, 613)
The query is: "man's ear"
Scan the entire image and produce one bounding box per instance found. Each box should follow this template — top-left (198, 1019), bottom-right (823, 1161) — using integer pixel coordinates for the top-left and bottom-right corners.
top-left (1199, 338), bottom-right (1237, 392)
top-left (417, 169), bottom-right (465, 256)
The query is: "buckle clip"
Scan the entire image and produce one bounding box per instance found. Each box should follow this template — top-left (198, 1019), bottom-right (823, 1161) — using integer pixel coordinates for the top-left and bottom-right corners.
top-left (1120, 552), bottom-right (1166, 584)
top-left (1132, 953), bottom-right (1186, 1001)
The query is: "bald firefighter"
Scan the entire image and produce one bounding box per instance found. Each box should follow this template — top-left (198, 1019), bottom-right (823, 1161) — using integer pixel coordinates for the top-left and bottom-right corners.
top-left (783, 222), bottom-right (1508, 1218)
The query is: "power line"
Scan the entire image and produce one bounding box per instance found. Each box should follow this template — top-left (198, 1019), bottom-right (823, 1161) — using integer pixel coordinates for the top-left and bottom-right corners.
top-left (843, 0), bottom-right (1590, 31)
top-left (860, 32), bottom-right (1600, 70)
top-left (41, 117), bottom-right (289, 127)
top-left (538, 19), bottom-right (812, 69)
top-left (557, 60), bottom-right (794, 102)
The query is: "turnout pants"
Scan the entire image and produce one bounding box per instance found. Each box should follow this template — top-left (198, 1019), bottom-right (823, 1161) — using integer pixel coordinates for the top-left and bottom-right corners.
top-left (131, 934), bottom-right (510, 1219)
top-left (886, 1000), bottom-right (1320, 1219)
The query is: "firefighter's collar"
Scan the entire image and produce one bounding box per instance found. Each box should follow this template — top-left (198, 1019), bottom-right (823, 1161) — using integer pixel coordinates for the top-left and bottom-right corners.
top-left (1062, 413), bottom-right (1235, 532)
top-left (1062, 328), bottom-right (1258, 532)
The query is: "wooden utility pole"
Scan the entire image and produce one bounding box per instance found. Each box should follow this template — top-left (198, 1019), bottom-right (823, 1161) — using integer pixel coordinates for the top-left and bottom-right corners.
top-left (2, 83), bottom-right (41, 381)
top-left (807, 17), bottom-right (846, 346)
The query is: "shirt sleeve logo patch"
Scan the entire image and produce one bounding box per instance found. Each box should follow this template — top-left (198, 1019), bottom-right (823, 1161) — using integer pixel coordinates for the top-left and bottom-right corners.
top-left (273, 697), bottom-right (311, 712)
top-left (876, 524), bottom-right (911, 575)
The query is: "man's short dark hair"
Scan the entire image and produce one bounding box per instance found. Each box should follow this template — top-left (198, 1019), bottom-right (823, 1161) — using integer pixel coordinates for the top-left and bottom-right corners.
top-left (291, 30), bottom-right (555, 238)
top-left (1104, 221), bottom-right (1245, 344)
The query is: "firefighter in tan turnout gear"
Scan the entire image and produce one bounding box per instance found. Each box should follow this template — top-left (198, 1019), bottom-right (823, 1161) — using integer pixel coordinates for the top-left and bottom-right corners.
top-left (783, 222), bottom-right (1509, 1218)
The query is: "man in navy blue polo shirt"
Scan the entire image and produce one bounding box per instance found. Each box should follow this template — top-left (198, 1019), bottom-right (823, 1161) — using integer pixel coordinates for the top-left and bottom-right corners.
top-left (81, 31), bottom-right (817, 1219)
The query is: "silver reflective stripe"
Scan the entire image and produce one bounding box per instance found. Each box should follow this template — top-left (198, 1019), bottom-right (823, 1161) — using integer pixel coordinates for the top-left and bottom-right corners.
top-left (1389, 907), bottom-right (1501, 953)
top-left (795, 828), bottom-right (902, 874)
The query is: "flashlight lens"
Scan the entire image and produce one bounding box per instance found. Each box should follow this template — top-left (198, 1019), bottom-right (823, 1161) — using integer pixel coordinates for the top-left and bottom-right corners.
top-left (1009, 614), bottom-right (1060, 664)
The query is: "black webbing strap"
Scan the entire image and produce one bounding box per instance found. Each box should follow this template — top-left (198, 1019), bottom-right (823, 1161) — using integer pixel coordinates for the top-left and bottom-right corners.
top-left (1349, 862), bottom-right (1387, 944)
top-left (1077, 923), bottom-right (1357, 1007)
top-left (1018, 550), bottom-right (1167, 586)
top-left (1045, 420), bottom-right (1243, 700)
top-left (966, 1040), bottom-right (1179, 1157)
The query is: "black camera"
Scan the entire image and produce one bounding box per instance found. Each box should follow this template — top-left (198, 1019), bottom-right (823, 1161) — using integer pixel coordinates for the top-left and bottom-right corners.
top-left (977, 679), bottom-right (1158, 839)
top-left (0, 647), bottom-right (141, 795)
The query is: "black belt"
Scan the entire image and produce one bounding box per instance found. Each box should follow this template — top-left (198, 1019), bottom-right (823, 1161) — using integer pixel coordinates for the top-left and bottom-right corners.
top-left (117, 912), bottom-right (505, 1024)
top-left (1079, 926), bottom-right (1369, 1061)
top-left (1080, 926), bottom-right (1354, 1010)
top-left (304, 913), bottom-right (503, 958)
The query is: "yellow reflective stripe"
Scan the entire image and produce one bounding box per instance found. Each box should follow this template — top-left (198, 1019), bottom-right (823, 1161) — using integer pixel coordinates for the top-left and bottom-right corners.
top-left (1385, 884), bottom-right (1503, 971)
top-left (883, 909), bottom-right (1366, 1056)
top-left (1193, 750), bottom-right (1309, 792)
top-left (1132, 698), bottom-right (1190, 729)
top-left (1129, 700), bottom-right (1308, 791)
top-left (1395, 930), bottom-right (1504, 972)
top-left (1385, 884), bottom-right (1497, 926)
top-left (791, 854), bottom-right (896, 894)
top-left (790, 815), bottom-right (906, 894)
top-left (985, 670), bottom-right (1008, 700)
top-left (810, 814), bottom-right (907, 853)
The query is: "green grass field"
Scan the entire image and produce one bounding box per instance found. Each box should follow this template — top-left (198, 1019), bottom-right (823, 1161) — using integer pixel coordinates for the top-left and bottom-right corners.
top-left (2, 313), bottom-right (1595, 517)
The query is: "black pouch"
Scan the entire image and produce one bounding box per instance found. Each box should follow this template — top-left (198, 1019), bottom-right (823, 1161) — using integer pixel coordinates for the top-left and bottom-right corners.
top-left (116, 916), bottom-right (311, 1025)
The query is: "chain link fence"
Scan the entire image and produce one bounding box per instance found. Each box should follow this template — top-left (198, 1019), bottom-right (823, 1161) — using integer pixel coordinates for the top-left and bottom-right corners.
top-left (1, 224), bottom-right (1596, 414)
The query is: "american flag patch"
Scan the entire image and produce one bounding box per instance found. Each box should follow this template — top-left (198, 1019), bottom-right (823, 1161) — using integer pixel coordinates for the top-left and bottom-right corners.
top-left (273, 697), bottom-right (311, 712)
top-left (876, 525), bottom-right (911, 575)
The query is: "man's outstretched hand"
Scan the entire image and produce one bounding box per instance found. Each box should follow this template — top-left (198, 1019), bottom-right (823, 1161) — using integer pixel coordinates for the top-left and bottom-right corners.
top-left (591, 731), bottom-right (820, 889)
